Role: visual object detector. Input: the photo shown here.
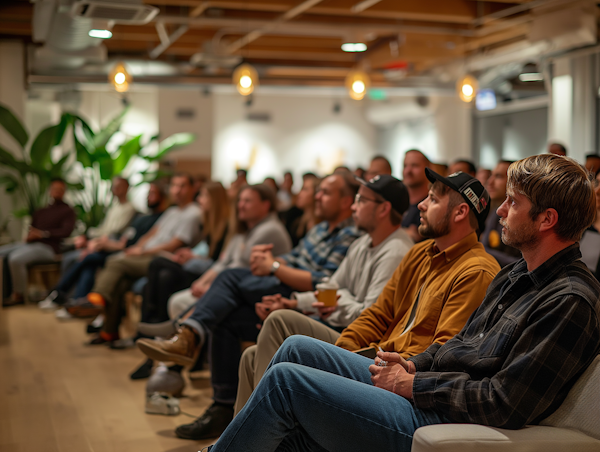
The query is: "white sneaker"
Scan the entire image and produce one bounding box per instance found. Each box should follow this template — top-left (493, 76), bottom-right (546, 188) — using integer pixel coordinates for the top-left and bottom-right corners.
top-left (39, 291), bottom-right (59, 311)
top-left (55, 307), bottom-right (74, 320)
top-left (145, 392), bottom-right (180, 416)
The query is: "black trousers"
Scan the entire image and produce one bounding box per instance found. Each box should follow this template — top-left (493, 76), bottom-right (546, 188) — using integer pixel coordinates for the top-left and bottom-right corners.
top-left (141, 256), bottom-right (199, 324)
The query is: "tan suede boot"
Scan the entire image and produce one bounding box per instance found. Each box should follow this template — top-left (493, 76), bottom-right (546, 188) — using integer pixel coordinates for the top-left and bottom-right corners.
top-left (137, 326), bottom-right (200, 367)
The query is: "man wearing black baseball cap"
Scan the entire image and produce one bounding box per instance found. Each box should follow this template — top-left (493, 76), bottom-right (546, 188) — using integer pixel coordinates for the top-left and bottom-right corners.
top-left (424, 168), bottom-right (490, 234)
top-left (233, 174), bottom-right (415, 414)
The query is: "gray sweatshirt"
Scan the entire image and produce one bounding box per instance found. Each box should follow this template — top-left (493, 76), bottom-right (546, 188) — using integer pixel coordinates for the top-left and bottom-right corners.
top-left (293, 227), bottom-right (414, 328)
top-left (210, 213), bottom-right (292, 275)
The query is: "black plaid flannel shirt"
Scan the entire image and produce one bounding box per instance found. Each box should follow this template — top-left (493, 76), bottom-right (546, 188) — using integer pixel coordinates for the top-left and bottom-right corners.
top-left (409, 244), bottom-right (600, 429)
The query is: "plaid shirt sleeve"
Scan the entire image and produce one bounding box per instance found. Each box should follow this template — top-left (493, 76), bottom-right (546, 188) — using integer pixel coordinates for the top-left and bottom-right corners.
top-left (411, 294), bottom-right (600, 429)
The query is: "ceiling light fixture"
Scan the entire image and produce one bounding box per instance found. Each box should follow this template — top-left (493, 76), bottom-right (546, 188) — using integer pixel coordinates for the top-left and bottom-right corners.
top-left (233, 64), bottom-right (258, 96)
top-left (457, 74), bottom-right (478, 103)
top-left (109, 62), bottom-right (131, 93)
top-left (89, 29), bottom-right (112, 39)
top-left (346, 70), bottom-right (370, 100)
top-left (519, 72), bottom-right (544, 82)
top-left (341, 43), bottom-right (367, 52)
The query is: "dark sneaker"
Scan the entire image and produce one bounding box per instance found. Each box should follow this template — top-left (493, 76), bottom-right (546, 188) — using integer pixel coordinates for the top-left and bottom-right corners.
top-left (175, 403), bottom-right (233, 440)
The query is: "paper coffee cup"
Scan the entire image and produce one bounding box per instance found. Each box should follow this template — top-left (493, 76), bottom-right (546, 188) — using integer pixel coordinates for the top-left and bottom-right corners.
top-left (316, 278), bottom-right (339, 307)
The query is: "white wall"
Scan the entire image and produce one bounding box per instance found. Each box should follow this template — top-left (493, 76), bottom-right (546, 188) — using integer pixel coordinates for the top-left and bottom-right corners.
top-left (377, 96), bottom-right (472, 177)
top-left (212, 93), bottom-right (377, 187)
top-left (158, 87), bottom-right (213, 159)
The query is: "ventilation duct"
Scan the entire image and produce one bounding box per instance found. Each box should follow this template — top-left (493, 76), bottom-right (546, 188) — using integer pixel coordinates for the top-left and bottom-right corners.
top-left (71, 1), bottom-right (158, 25)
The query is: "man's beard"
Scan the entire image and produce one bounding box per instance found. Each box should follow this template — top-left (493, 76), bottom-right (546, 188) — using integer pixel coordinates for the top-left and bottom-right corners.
top-left (499, 218), bottom-right (539, 251)
top-left (418, 210), bottom-right (451, 238)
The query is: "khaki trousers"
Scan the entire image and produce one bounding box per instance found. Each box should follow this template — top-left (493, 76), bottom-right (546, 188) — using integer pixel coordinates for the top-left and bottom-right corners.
top-left (92, 253), bottom-right (154, 334)
top-left (234, 309), bottom-right (341, 415)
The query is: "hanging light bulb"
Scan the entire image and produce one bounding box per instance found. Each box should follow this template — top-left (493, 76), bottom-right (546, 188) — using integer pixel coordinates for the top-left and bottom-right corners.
top-left (233, 64), bottom-right (258, 96)
top-left (457, 74), bottom-right (478, 103)
top-left (346, 70), bottom-right (370, 100)
top-left (109, 62), bottom-right (132, 93)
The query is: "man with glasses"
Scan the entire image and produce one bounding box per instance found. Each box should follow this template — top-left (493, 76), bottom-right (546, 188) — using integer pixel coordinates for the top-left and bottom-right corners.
top-left (233, 175), bottom-right (414, 414)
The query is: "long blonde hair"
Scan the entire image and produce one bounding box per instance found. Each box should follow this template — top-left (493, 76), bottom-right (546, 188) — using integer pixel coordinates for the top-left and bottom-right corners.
top-left (202, 181), bottom-right (231, 257)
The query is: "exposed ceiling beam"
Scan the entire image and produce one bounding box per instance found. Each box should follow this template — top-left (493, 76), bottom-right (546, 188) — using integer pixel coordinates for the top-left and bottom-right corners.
top-left (224, 0), bottom-right (325, 54)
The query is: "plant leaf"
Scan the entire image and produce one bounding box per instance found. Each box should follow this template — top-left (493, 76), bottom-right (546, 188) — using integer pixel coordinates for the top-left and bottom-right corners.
top-left (144, 133), bottom-right (195, 162)
top-left (92, 149), bottom-right (114, 180)
top-left (93, 107), bottom-right (128, 150)
top-left (54, 113), bottom-right (72, 146)
top-left (30, 125), bottom-right (58, 170)
top-left (0, 104), bottom-right (28, 148)
top-left (50, 153), bottom-right (70, 178)
top-left (113, 134), bottom-right (142, 175)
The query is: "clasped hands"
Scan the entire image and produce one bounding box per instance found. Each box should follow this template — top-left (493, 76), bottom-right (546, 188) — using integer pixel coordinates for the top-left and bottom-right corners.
top-left (368, 351), bottom-right (416, 400)
top-left (249, 244), bottom-right (277, 276)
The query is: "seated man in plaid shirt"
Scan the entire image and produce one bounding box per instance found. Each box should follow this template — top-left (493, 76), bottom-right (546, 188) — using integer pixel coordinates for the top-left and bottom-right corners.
top-left (204, 154), bottom-right (600, 452)
top-left (137, 172), bottom-right (362, 437)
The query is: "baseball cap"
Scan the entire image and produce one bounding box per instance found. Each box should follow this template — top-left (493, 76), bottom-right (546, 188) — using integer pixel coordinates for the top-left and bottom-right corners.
top-left (425, 168), bottom-right (490, 232)
top-left (355, 174), bottom-right (410, 215)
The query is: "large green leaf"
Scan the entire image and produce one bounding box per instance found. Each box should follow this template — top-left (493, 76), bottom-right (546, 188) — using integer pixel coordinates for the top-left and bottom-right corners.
top-left (113, 134), bottom-right (142, 175)
top-left (93, 107), bottom-right (128, 150)
top-left (0, 104), bottom-right (29, 148)
top-left (54, 113), bottom-right (73, 146)
top-left (50, 153), bottom-right (70, 178)
top-left (92, 148), bottom-right (114, 180)
top-left (144, 133), bottom-right (195, 162)
top-left (30, 125), bottom-right (58, 170)
top-left (0, 144), bottom-right (34, 175)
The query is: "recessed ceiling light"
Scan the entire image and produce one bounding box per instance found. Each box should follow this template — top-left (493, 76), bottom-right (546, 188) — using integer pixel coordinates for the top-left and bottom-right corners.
top-left (341, 43), bottom-right (367, 52)
top-left (519, 72), bottom-right (543, 82)
top-left (89, 29), bottom-right (112, 39)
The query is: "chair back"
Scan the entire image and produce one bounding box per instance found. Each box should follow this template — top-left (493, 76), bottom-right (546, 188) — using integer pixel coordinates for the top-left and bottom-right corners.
top-left (540, 354), bottom-right (600, 440)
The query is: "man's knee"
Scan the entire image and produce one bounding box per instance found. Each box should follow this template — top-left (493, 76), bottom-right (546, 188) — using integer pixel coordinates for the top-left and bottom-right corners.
top-left (275, 335), bottom-right (319, 363)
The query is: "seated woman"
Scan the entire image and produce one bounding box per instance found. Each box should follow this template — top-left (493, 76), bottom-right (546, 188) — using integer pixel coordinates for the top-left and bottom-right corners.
top-left (280, 173), bottom-right (321, 247)
top-left (140, 182), bottom-right (230, 326)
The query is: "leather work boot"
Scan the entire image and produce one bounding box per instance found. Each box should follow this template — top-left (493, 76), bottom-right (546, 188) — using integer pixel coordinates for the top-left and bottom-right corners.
top-left (137, 326), bottom-right (200, 367)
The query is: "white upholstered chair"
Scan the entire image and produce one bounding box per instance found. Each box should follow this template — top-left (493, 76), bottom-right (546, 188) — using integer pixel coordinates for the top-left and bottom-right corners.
top-left (411, 355), bottom-right (600, 452)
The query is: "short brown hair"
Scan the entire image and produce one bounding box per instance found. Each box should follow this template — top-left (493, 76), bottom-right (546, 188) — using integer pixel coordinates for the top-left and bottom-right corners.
top-left (507, 154), bottom-right (595, 241)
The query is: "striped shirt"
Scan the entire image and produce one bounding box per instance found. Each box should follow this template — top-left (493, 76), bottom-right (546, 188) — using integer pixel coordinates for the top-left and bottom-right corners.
top-left (410, 243), bottom-right (600, 429)
top-left (280, 218), bottom-right (362, 288)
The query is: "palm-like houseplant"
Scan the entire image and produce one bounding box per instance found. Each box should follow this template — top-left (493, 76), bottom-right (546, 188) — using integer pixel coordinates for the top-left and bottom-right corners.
top-left (0, 103), bottom-right (195, 230)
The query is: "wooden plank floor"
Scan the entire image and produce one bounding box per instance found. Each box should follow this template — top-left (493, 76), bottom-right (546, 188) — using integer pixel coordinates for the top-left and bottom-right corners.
top-left (0, 304), bottom-right (215, 452)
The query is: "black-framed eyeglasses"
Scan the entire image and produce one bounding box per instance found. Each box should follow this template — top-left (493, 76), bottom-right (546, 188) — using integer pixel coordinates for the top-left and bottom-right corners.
top-left (355, 193), bottom-right (383, 204)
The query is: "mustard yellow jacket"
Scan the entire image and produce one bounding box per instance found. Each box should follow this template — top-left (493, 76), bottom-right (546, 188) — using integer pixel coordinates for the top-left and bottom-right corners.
top-left (336, 232), bottom-right (500, 357)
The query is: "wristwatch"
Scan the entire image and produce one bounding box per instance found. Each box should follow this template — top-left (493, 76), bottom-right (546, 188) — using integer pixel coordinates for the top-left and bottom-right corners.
top-left (270, 260), bottom-right (280, 275)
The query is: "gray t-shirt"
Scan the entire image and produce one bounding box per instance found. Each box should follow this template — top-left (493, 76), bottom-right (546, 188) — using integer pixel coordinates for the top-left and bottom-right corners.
top-left (143, 203), bottom-right (201, 250)
top-left (211, 213), bottom-right (292, 275)
top-left (293, 227), bottom-right (414, 328)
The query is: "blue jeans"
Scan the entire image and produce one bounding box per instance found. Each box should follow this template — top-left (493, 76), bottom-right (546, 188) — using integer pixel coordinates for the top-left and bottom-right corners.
top-left (55, 252), bottom-right (109, 300)
top-left (183, 268), bottom-right (293, 337)
top-left (211, 336), bottom-right (449, 452)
